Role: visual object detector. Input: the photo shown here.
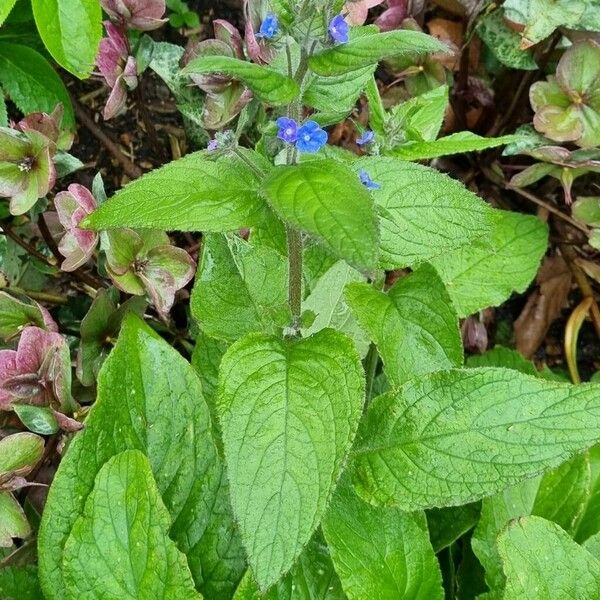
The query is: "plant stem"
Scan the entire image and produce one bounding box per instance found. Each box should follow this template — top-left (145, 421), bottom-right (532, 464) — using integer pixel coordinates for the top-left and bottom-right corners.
top-left (232, 147), bottom-right (264, 178)
top-left (286, 225), bottom-right (303, 330)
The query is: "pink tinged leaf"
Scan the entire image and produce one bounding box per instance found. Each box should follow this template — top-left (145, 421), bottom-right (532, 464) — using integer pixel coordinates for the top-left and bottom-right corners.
top-left (15, 327), bottom-right (66, 375)
top-left (375, 4), bottom-right (408, 31)
top-left (0, 350), bottom-right (19, 409)
top-left (46, 343), bottom-right (75, 414)
top-left (97, 38), bottom-right (122, 86)
top-left (53, 409), bottom-right (83, 432)
top-left (122, 56), bottom-right (138, 89)
top-left (344, 0), bottom-right (384, 26)
top-left (36, 303), bottom-right (58, 333)
top-left (104, 21), bottom-right (129, 57)
top-left (54, 191), bottom-right (78, 229)
top-left (103, 79), bottom-right (128, 120)
top-left (214, 19), bottom-right (245, 58)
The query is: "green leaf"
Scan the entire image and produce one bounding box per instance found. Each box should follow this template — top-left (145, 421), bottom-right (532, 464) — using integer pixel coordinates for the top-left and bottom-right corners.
top-left (261, 160), bottom-right (380, 272)
top-left (308, 30), bottom-right (449, 76)
top-left (0, 0), bottom-right (17, 26)
top-left (504, 0), bottom-right (588, 46)
top-left (191, 331), bottom-right (228, 407)
top-left (30, 0), bottom-right (101, 79)
top-left (387, 85), bottom-right (449, 143)
top-left (345, 265), bottom-right (463, 387)
top-left (302, 260), bottom-right (369, 357)
top-left (498, 516), bottom-right (600, 599)
top-left (351, 367), bottom-right (600, 510)
top-left (191, 234), bottom-right (290, 342)
top-left (0, 491), bottom-right (30, 546)
top-left (584, 531), bottom-right (600, 561)
top-left (0, 42), bottom-right (74, 128)
top-left (322, 478), bottom-right (443, 600)
top-left (38, 315), bottom-right (245, 600)
top-left (429, 210), bottom-right (548, 317)
top-left (63, 450), bottom-right (201, 599)
top-left (0, 88), bottom-right (6, 127)
top-left (574, 445), bottom-right (600, 542)
top-left (84, 150), bottom-right (270, 232)
top-left (355, 157), bottom-right (493, 269)
top-left (217, 329), bottom-right (365, 591)
top-left (388, 132), bottom-right (519, 161)
top-left (467, 346), bottom-right (541, 377)
top-left (233, 534), bottom-right (345, 600)
top-left (0, 291), bottom-right (48, 340)
top-left (472, 478), bottom-right (540, 592)
top-left (0, 432), bottom-right (44, 475)
top-left (0, 565), bottom-right (42, 600)
top-left (304, 65), bottom-right (376, 115)
top-left (573, 196), bottom-right (600, 227)
top-left (427, 503), bottom-right (481, 553)
top-left (13, 404), bottom-right (59, 435)
top-left (476, 9), bottom-right (537, 70)
top-left (182, 56), bottom-right (299, 105)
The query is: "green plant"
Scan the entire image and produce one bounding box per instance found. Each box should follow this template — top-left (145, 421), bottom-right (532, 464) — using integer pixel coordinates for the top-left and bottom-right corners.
top-left (0, 2), bottom-right (600, 599)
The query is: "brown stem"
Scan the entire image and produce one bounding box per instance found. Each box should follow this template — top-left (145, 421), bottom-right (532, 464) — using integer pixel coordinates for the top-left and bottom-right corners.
top-left (0, 222), bottom-right (56, 266)
top-left (72, 100), bottom-right (142, 180)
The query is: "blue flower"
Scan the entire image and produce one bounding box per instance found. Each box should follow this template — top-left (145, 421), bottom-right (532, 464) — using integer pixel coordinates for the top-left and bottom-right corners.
top-left (296, 121), bottom-right (328, 153)
top-left (276, 117), bottom-right (299, 143)
top-left (329, 14), bottom-right (349, 44)
top-left (207, 139), bottom-right (218, 152)
top-left (356, 130), bottom-right (374, 146)
top-left (256, 13), bottom-right (279, 39)
top-left (359, 170), bottom-right (381, 190)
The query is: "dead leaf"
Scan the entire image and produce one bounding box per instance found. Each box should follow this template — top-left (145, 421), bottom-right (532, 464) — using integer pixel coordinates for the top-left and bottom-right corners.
top-left (514, 255), bottom-right (573, 358)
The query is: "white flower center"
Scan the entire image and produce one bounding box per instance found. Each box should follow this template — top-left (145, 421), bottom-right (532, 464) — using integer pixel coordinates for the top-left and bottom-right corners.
top-left (304, 134), bottom-right (311, 141)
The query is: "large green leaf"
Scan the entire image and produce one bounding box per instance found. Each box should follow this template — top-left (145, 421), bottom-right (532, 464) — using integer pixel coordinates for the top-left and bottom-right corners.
top-left (38, 315), bottom-right (245, 600)
top-left (233, 534), bottom-right (345, 600)
top-left (302, 260), bottom-right (369, 357)
top-left (387, 132), bottom-right (519, 161)
top-left (345, 264), bottom-right (462, 387)
top-left (351, 367), bottom-right (600, 510)
top-left (498, 516), bottom-right (600, 599)
top-left (191, 234), bottom-right (289, 342)
top-left (308, 30), bottom-right (448, 76)
top-left (217, 329), bottom-right (365, 591)
top-left (0, 0), bottom-right (16, 26)
top-left (430, 210), bottom-right (548, 317)
top-left (84, 150), bottom-right (269, 232)
top-left (575, 445), bottom-right (600, 542)
top-left (31, 0), bottom-right (101, 79)
top-left (261, 160), bottom-right (380, 272)
top-left (63, 450), bottom-right (201, 599)
top-left (355, 157), bottom-right (493, 269)
top-left (322, 478), bottom-right (443, 599)
top-left (182, 56), bottom-right (299, 105)
top-left (0, 42), bottom-right (74, 128)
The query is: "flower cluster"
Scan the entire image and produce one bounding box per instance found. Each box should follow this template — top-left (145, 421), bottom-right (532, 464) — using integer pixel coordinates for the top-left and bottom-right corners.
top-left (276, 118), bottom-right (328, 153)
top-left (96, 22), bottom-right (138, 120)
top-left (0, 106), bottom-right (72, 215)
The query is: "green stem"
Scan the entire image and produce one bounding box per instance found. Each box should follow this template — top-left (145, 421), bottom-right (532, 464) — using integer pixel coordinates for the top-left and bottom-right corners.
top-left (233, 147), bottom-right (264, 178)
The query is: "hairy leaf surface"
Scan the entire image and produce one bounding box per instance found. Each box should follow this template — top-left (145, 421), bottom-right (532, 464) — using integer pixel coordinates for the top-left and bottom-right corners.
top-left (38, 315), bottom-right (244, 600)
top-left (84, 150), bottom-right (270, 232)
top-left (261, 160), bottom-right (379, 272)
top-left (182, 56), bottom-right (299, 105)
top-left (191, 234), bottom-right (289, 342)
top-left (346, 265), bottom-right (462, 386)
top-left (308, 30), bottom-right (448, 76)
top-left (355, 157), bottom-right (493, 269)
top-left (322, 479), bottom-right (443, 599)
top-left (217, 329), bottom-right (364, 590)
top-left (498, 516), bottom-right (600, 599)
top-left (352, 368), bottom-right (600, 510)
top-left (63, 451), bottom-right (201, 599)
top-left (430, 211), bottom-right (548, 316)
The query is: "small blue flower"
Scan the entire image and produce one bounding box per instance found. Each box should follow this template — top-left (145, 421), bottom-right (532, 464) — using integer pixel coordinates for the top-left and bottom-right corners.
top-left (207, 139), bottom-right (218, 152)
top-left (256, 13), bottom-right (279, 39)
top-left (329, 14), bottom-right (350, 44)
top-left (356, 130), bottom-right (374, 146)
top-left (296, 121), bottom-right (328, 153)
top-left (276, 117), bottom-right (299, 143)
top-left (359, 170), bottom-right (381, 190)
